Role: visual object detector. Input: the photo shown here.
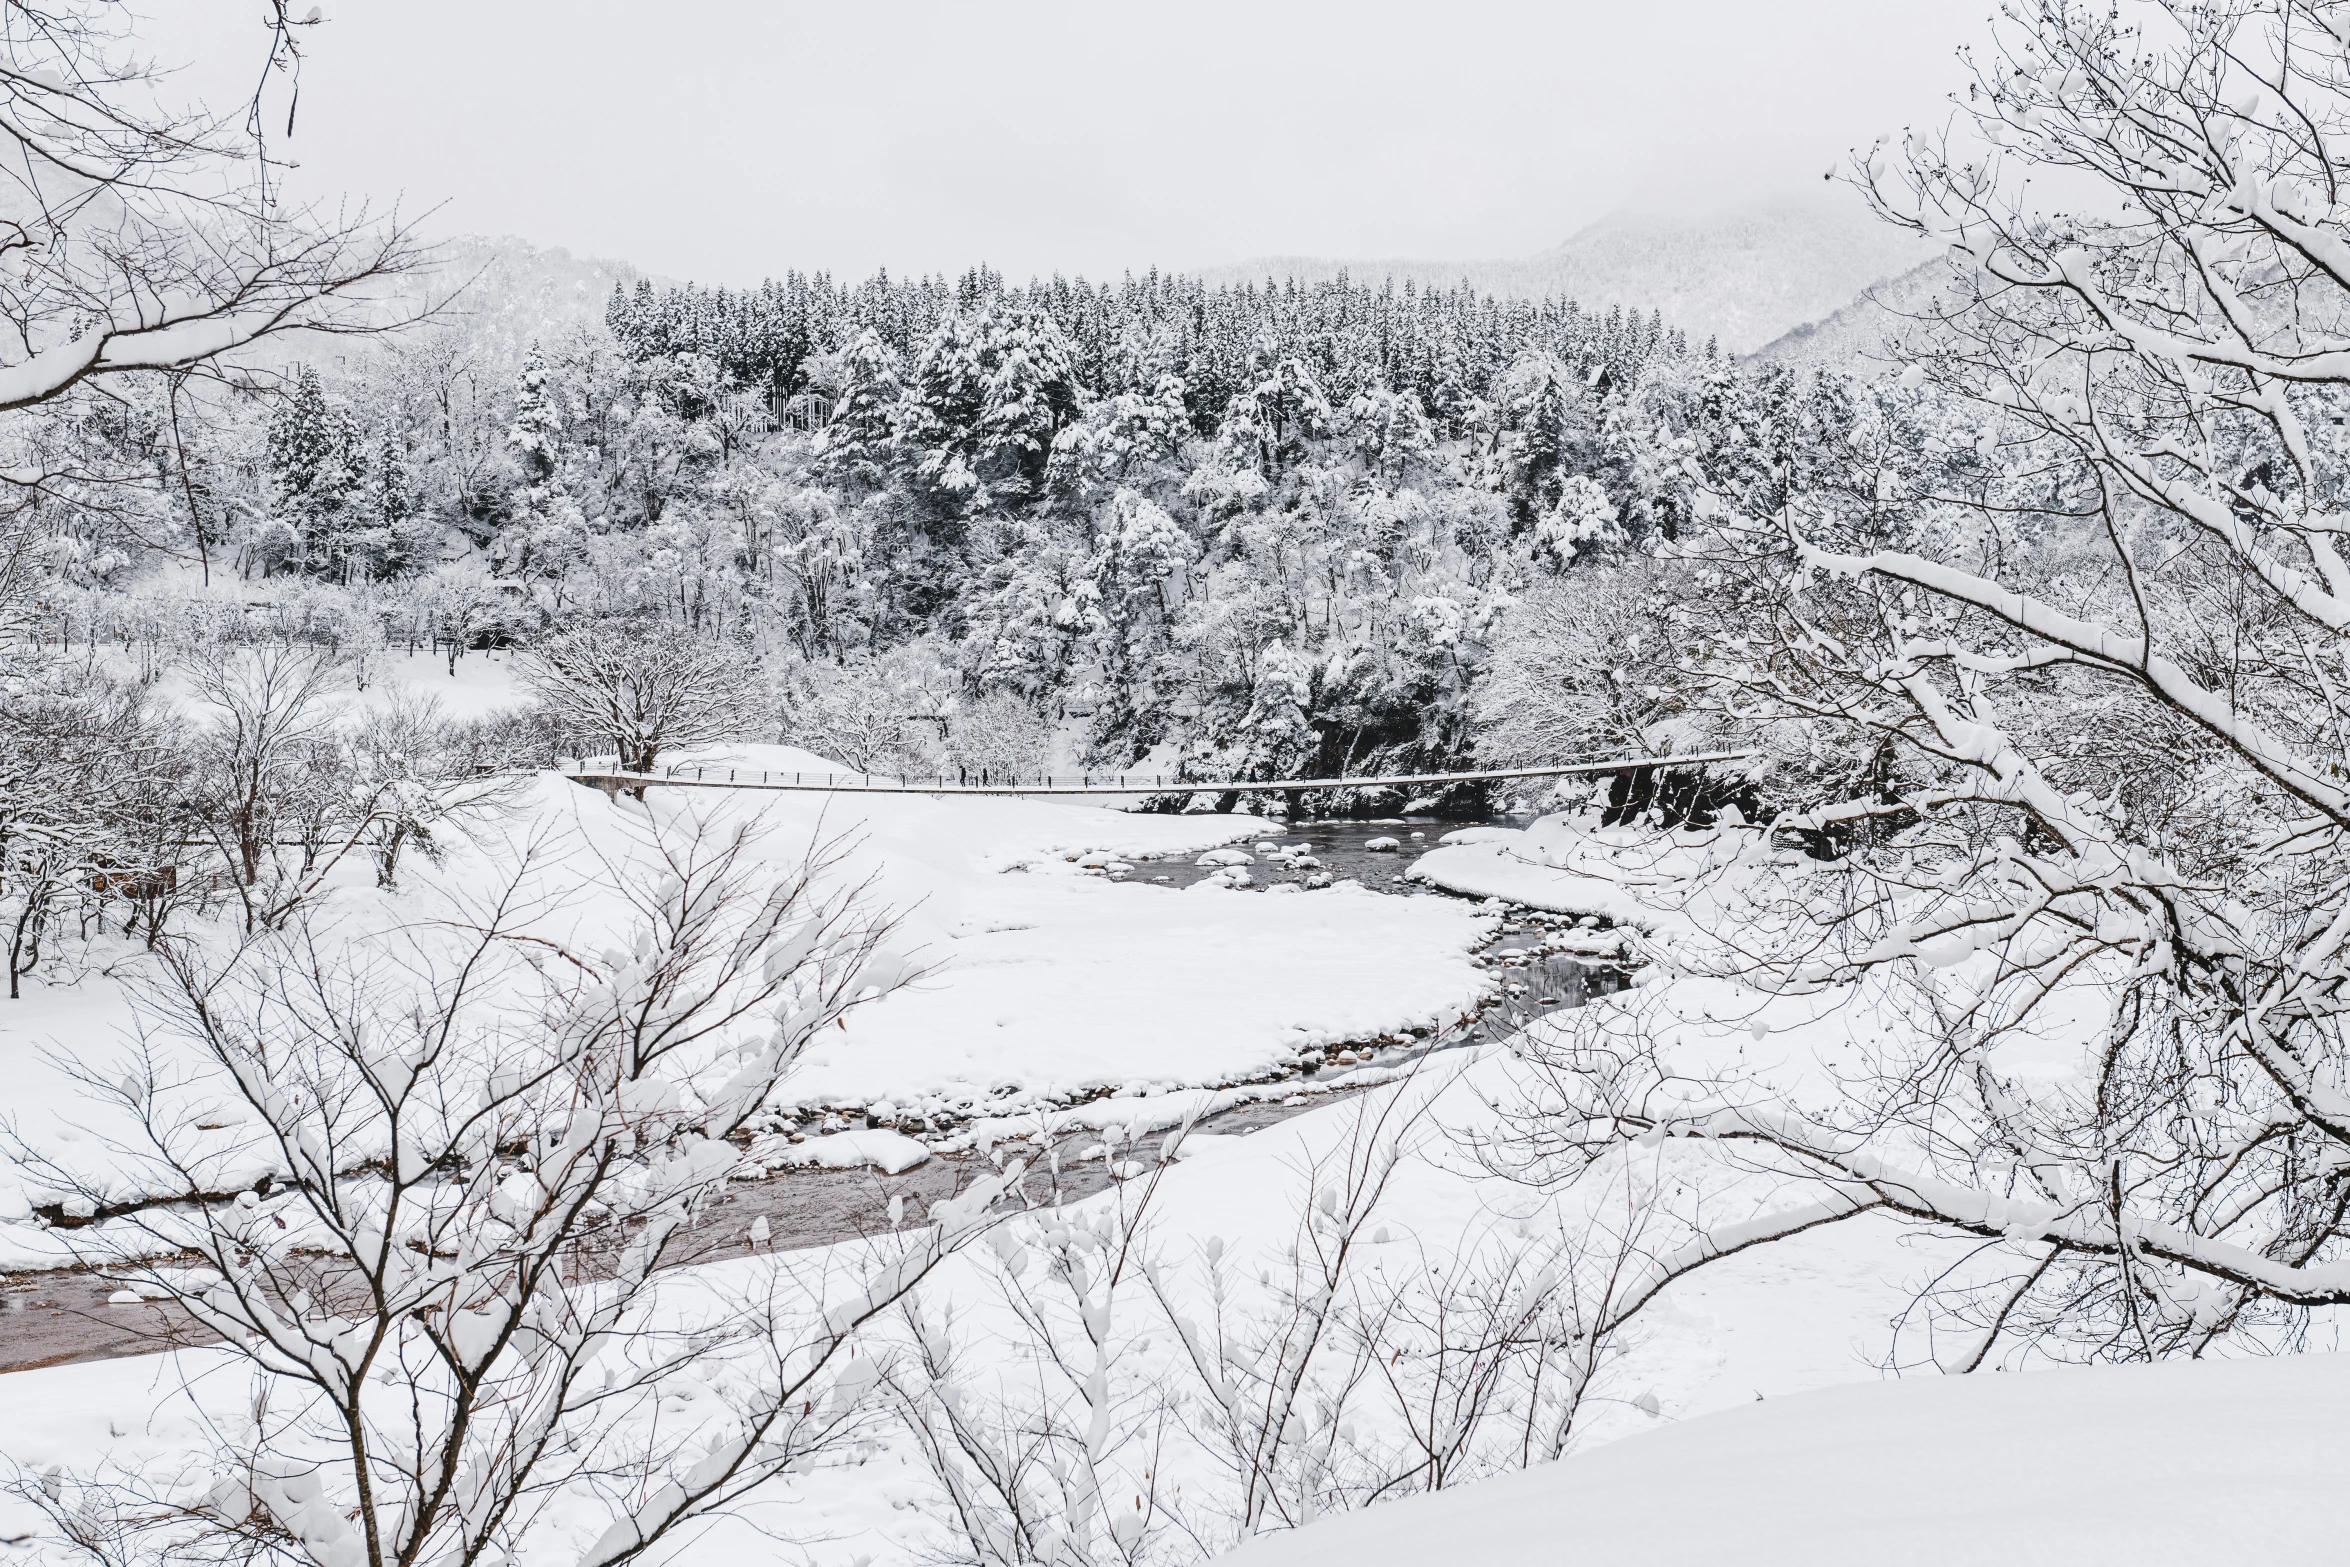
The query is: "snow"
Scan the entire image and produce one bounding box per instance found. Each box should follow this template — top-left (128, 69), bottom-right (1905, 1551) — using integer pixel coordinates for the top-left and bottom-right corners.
top-left (766, 1129), bottom-right (930, 1174)
top-left (0, 1044), bottom-right (1966, 1567)
top-left (0, 742), bottom-right (1494, 1255)
top-left (363, 647), bottom-right (537, 721)
top-left (4, 800), bottom-right (2333, 1567)
top-left (1408, 816), bottom-right (1705, 927)
top-left (4, 1026), bottom-right (2299, 1567)
top-left (126, 647), bottom-right (537, 730)
top-left (785, 870), bottom-right (1486, 1111)
top-left (1221, 1353), bottom-right (2350, 1567)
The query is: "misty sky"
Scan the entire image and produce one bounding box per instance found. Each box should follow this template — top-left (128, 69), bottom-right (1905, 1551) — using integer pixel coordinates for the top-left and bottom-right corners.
top-left (164, 0), bottom-right (1985, 285)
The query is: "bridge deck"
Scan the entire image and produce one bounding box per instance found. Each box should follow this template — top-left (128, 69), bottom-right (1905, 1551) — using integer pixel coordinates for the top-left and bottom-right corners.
top-left (560, 750), bottom-right (1756, 798)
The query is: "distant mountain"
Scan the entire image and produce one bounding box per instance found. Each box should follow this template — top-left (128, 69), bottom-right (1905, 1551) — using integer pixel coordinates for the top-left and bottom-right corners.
top-left (1193, 195), bottom-right (1934, 355)
top-left (1748, 255), bottom-right (1962, 374)
top-left (415, 234), bottom-right (657, 343)
top-left (254, 234), bottom-right (656, 379)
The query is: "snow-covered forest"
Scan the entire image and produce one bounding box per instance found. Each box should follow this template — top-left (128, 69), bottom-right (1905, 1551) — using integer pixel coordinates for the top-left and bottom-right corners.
top-left (27, 236), bottom-right (1801, 799)
top-left (7, 0), bottom-right (2350, 1564)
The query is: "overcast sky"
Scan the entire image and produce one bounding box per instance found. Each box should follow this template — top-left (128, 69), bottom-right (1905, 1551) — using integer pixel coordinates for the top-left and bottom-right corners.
top-left (162, 0), bottom-right (1985, 286)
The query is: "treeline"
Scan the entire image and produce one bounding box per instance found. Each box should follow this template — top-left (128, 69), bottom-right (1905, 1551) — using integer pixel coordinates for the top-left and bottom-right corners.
top-left (18, 240), bottom-right (1885, 813)
top-left (603, 266), bottom-right (1701, 432)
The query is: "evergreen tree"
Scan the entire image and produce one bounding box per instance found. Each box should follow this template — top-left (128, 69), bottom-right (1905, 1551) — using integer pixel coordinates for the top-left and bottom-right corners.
top-left (973, 304), bottom-right (1084, 501)
top-left (264, 365), bottom-right (366, 578)
top-left (810, 329), bottom-right (905, 491)
top-left (901, 312), bottom-right (990, 502)
top-left (498, 344), bottom-right (589, 578)
top-left (355, 431), bottom-right (435, 578)
top-left (507, 343), bottom-right (560, 490)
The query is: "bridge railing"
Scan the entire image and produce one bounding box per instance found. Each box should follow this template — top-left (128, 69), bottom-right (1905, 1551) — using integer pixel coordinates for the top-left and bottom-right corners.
top-left (555, 751), bottom-right (1759, 798)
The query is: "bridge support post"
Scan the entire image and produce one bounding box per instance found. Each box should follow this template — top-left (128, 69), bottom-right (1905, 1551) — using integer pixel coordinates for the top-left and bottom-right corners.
top-left (1284, 788), bottom-right (1305, 820)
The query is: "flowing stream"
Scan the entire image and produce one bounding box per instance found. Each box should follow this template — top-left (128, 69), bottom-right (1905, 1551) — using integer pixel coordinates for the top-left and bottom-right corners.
top-left (0, 811), bottom-right (1626, 1374)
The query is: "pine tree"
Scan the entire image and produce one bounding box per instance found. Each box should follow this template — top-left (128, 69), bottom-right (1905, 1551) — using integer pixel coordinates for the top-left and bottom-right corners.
top-left (361, 431), bottom-right (434, 578)
top-left (902, 312), bottom-right (990, 501)
top-left (497, 344), bottom-right (591, 579)
top-left (810, 328), bottom-right (904, 491)
top-left (507, 343), bottom-right (560, 489)
top-left (264, 365), bottom-right (366, 577)
top-left (974, 304), bottom-right (1083, 500)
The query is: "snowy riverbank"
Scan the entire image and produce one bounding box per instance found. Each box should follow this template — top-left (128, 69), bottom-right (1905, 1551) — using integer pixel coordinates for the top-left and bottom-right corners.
top-left (0, 745), bottom-right (1496, 1266)
top-left (5, 804), bottom-right (2324, 1567)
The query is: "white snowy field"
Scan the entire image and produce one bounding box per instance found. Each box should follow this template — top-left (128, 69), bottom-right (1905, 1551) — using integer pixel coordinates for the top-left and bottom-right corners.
top-left (1223, 1350), bottom-right (2350, 1567)
top-left (0, 741), bottom-right (1496, 1264)
top-left (3, 801), bottom-right (2335, 1567)
top-left (355, 646), bottom-right (541, 722)
top-left (0, 1041), bottom-right (1977, 1567)
top-left (3, 1017), bottom-right (2308, 1567)
top-left (1408, 814), bottom-right (1750, 934)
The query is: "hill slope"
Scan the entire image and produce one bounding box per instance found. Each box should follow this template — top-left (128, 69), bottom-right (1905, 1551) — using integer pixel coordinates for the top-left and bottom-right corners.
top-left (1195, 195), bottom-right (1932, 354)
top-left (1748, 255), bottom-right (1961, 374)
top-left (1225, 1352), bottom-right (2350, 1567)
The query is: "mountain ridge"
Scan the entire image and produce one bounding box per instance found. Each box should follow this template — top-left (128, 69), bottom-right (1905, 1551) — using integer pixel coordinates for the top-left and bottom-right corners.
top-left (1191, 195), bottom-right (1933, 354)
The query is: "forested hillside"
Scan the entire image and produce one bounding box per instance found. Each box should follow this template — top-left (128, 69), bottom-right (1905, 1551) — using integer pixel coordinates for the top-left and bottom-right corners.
top-left (14, 6), bottom-right (2350, 1565)
top-left (1198, 195), bottom-right (1935, 353)
top-left (23, 247), bottom-right (1914, 810)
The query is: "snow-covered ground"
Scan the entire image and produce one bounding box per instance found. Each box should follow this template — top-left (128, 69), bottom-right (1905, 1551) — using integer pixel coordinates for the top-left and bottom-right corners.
top-left (2, 802), bottom-right (2330, 1567)
top-left (361, 646), bottom-right (538, 720)
top-left (1408, 814), bottom-right (1762, 937)
top-left (0, 1043), bottom-right (1966, 1567)
top-left (0, 741), bottom-right (1495, 1264)
top-left (1223, 1350), bottom-right (2350, 1567)
top-left (1, 1019), bottom-right (2259, 1567)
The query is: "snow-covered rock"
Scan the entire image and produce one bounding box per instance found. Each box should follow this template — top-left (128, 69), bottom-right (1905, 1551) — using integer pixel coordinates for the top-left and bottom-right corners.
top-left (769, 1130), bottom-right (930, 1175)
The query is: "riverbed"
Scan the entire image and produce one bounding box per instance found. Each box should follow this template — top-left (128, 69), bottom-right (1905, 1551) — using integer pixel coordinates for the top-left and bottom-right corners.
top-left (0, 796), bottom-right (1627, 1374)
top-left (1115, 814), bottom-right (1507, 891)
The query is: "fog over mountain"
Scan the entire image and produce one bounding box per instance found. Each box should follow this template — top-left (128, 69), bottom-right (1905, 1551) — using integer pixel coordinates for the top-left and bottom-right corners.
top-left (403, 195), bottom-right (1931, 369)
top-left (1747, 257), bottom-right (1957, 373)
top-left (1195, 193), bottom-right (1933, 355)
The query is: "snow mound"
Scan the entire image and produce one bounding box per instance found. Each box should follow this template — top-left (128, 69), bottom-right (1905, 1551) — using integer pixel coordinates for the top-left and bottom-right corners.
top-left (770, 1130), bottom-right (930, 1174)
top-left (1222, 1352), bottom-right (2350, 1567)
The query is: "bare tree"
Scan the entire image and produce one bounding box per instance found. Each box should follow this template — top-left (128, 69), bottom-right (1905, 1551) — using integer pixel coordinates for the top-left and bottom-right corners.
top-left (772, 643), bottom-right (956, 779)
top-left (177, 641), bottom-right (351, 928)
top-left (10, 816), bottom-right (1011, 1567)
top-left (348, 689), bottom-right (514, 888)
top-left (520, 619), bottom-right (758, 775)
top-left (1525, 0), bottom-right (2350, 1367)
top-left (0, 4), bottom-right (426, 428)
top-left (882, 1072), bottom-right (1785, 1565)
top-left (0, 658), bottom-right (164, 993)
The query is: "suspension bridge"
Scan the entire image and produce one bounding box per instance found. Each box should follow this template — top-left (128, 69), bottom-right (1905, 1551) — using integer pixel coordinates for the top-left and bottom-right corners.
top-left (562, 749), bottom-right (1757, 805)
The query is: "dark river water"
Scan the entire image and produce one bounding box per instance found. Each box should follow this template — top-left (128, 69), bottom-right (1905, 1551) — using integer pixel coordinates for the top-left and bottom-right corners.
top-left (0, 811), bottom-right (1630, 1376)
top-left (1125, 813), bottom-right (1530, 892)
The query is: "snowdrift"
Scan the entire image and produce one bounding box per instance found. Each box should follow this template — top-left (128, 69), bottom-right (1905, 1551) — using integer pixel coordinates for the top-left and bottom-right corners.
top-left (1221, 1351), bottom-right (2350, 1567)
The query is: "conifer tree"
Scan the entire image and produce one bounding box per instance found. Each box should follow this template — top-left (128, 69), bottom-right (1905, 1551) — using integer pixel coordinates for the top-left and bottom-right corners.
top-left (974, 304), bottom-right (1083, 500)
top-left (506, 343), bottom-right (560, 490)
top-left (264, 366), bottom-right (367, 578)
top-left (902, 312), bottom-right (990, 501)
top-left (811, 329), bottom-right (905, 491)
